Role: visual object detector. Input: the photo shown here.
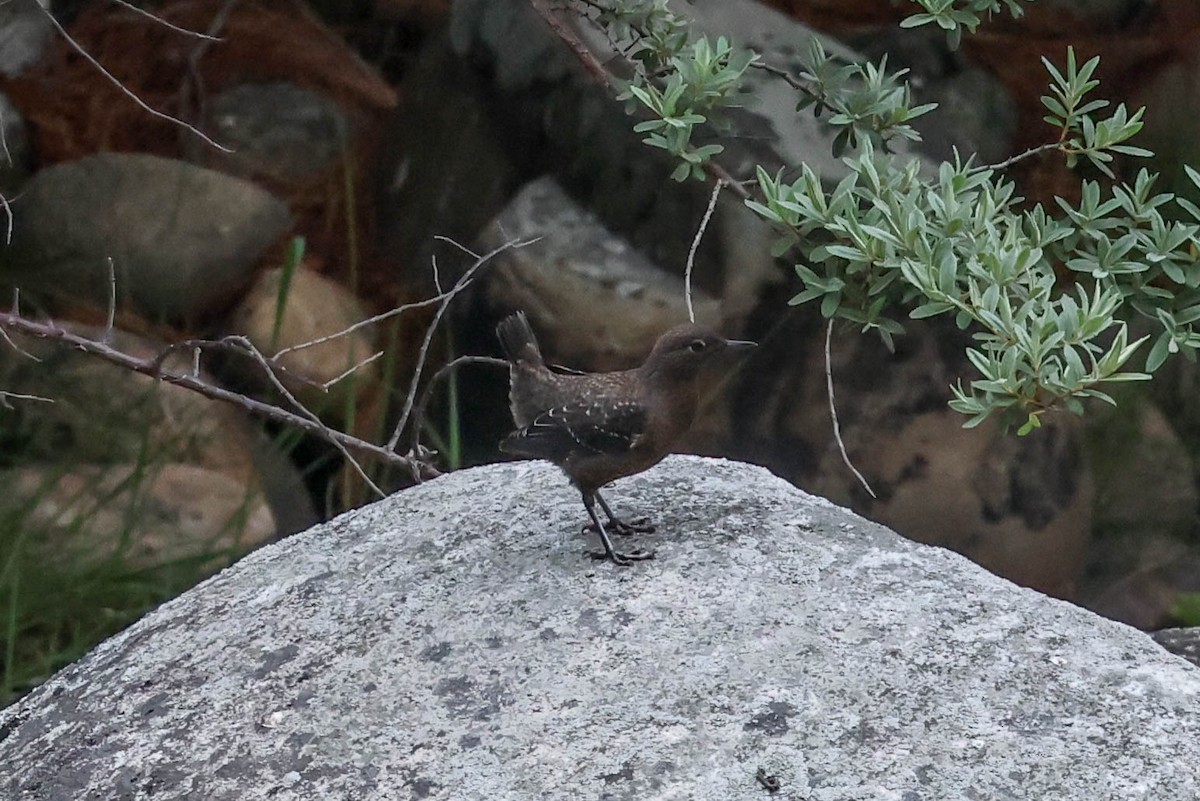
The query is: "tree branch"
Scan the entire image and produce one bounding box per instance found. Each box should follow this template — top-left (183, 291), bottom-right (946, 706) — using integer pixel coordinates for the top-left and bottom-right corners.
top-left (37, 2), bottom-right (232, 153)
top-left (0, 311), bottom-right (410, 472)
top-left (527, 0), bottom-right (751, 200)
top-left (0, 237), bottom-right (533, 492)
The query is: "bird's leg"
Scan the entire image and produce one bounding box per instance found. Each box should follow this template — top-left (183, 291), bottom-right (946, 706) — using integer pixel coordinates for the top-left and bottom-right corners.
top-left (581, 490), bottom-right (656, 537)
top-left (582, 492), bottom-right (653, 566)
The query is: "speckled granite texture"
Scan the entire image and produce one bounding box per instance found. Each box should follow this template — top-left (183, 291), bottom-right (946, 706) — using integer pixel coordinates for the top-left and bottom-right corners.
top-left (1, 456), bottom-right (1197, 800)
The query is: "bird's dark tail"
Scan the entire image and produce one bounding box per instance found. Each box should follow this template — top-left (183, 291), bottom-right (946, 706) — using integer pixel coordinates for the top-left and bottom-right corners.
top-left (496, 311), bottom-right (544, 367)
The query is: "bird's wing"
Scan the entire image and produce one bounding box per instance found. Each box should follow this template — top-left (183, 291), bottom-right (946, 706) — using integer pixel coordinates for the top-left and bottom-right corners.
top-left (499, 400), bottom-right (646, 462)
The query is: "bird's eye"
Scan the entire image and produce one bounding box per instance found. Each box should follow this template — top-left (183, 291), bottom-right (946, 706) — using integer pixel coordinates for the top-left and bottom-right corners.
top-left (688, 339), bottom-right (708, 352)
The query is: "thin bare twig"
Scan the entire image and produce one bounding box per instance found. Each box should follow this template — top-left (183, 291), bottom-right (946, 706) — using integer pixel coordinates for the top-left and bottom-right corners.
top-left (825, 319), bottom-right (875, 498)
top-left (530, 0), bottom-right (613, 87)
top-left (148, 335), bottom-right (356, 402)
top-left (273, 237), bottom-right (534, 360)
top-left (0, 191), bottom-right (12, 247)
top-left (36, 3), bottom-right (232, 153)
top-left (0, 324), bottom-right (39, 361)
top-left (103, 257), bottom-right (116, 344)
top-left (750, 61), bottom-right (820, 100)
top-left (1, 286), bottom-right (40, 361)
top-left (0, 391), bottom-right (54, 409)
top-left (387, 237), bottom-right (542, 451)
top-left (177, 0), bottom-right (240, 127)
top-left (978, 142), bottom-right (1062, 172)
top-left (0, 311), bottom-right (418, 473)
top-left (0, 236), bottom-right (535, 494)
top-left (271, 294), bottom-right (444, 360)
top-left (0, 97), bottom-right (12, 243)
top-left (433, 234), bottom-right (482, 260)
top-left (320, 350), bottom-right (384, 390)
top-left (685, 179), bottom-right (723, 323)
top-left (110, 0), bottom-right (223, 40)
top-left (220, 334), bottom-right (385, 498)
top-left (0, 101), bottom-right (10, 167)
top-left (431, 254), bottom-right (444, 295)
top-left (408, 355), bottom-right (510, 481)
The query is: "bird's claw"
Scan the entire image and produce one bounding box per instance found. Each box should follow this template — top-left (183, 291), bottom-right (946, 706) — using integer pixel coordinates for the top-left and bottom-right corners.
top-left (589, 547), bottom-right (655, 566)
top-left (582, 516), bottom-right (656, 537)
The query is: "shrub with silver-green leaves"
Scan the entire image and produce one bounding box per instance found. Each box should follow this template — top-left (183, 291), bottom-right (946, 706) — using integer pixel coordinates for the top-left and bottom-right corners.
top-left (571, 0), bottom-right (1200, 434)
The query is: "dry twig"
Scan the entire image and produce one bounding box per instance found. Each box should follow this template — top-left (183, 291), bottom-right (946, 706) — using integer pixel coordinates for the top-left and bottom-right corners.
top-left (825, 319), bottom-right (875, 498)
top-left (387, 236), bottom-right (541, 451)
top-left (408, 355), bottom-right (510, 481)
top-left (0, 311), bottom-right (407, 469)
top-left (0, 237), bottom-right (529, 494)
top-left (111, 0), bottom-right (224, 41)
top-left (684, 179), bottom-right (723, 324)
top-left (36, 2), bottom-right (232, 153)
top-left (0, 390), bottom-right (54, 409)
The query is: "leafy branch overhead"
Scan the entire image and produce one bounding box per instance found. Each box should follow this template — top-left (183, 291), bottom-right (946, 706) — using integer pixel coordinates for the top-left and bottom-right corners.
top-left (558, 0), bottom-right (1200, 433)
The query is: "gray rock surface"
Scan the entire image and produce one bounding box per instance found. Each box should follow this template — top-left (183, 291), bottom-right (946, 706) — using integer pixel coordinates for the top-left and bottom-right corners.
top-left (1, 456), bottom-right (1197, 800)
top-left (0, 153), bottom-right (290, 322)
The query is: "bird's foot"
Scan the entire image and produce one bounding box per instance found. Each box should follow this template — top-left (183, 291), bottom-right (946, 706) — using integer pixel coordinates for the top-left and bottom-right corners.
top-left (582, 516), bottom-right (656, 537)
top-left (588, 546), bottom-right (655, 566)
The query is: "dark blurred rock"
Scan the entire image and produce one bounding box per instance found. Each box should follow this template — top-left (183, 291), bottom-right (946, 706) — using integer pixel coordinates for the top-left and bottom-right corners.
top-left (376, 42), bottom-right (521, 298)
top-left (1131, 45), bottom-right (1200, 200)
top-left (1081, 533), bottom-right (1200, 630)
top-left (1088, 399), bottom-right (1197, 538)
top-left (382, 0), bottom-right (812, 381)
top-left (1037, 0), bottom-right (1153, 28)
top-left (0, 153), bottom-right (290, 322)
top-left (1077, 398), bottom-right (1200, 626)
top-left (0, 0), bottom-right (52, 78)
top-left (1152, 626), bottom-right (1200, 667)
top-left (845, 24), bottom-right (1018, 164)
top-left (376, 39), bottom-right (523, 297)
top-left (919, 66), bottom-right (1018, 164)
top-left (183, 83), bottom-right (350, 185)
top-left (373, 0), bottom-right (451, 25)
top-left (447, 0), bottom-right (900, 278)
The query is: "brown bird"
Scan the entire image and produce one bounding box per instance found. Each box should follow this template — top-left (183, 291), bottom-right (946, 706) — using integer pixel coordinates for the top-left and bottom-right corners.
top-left (497, 311), bottom-right (755, 565)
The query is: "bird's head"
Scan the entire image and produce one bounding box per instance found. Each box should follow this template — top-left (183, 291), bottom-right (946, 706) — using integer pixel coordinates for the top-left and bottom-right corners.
top-left (639, 323), bottom-right (756, 386)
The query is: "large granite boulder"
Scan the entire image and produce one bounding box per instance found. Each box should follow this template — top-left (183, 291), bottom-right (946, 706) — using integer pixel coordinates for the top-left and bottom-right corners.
top-left (1, 456), bottom-right (1196, 800)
